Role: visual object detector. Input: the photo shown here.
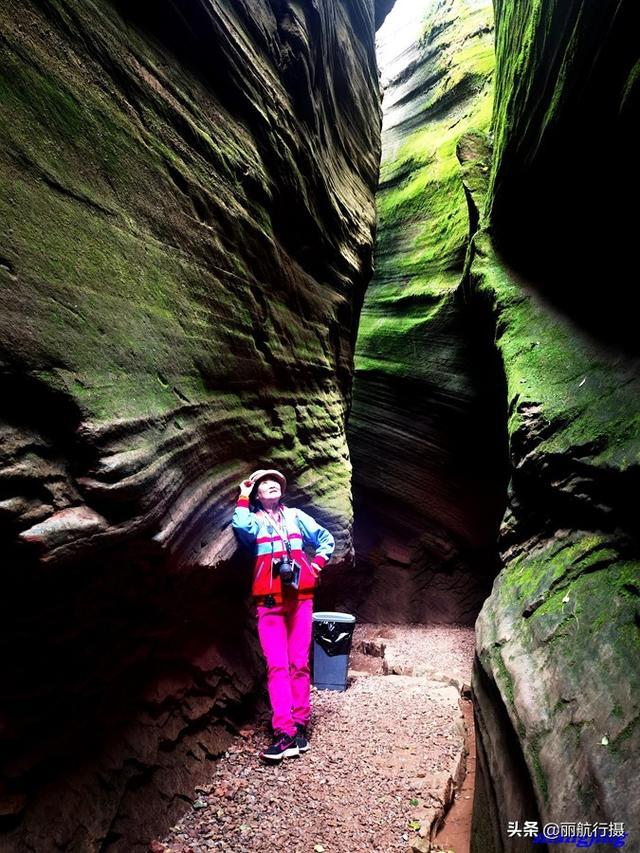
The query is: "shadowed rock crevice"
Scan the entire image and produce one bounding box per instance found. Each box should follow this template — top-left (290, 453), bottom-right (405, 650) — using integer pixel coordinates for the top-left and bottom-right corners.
top-left (489, 0), bottom-right (638, 354)
top-left (471, 655), bottom-right (547, 853)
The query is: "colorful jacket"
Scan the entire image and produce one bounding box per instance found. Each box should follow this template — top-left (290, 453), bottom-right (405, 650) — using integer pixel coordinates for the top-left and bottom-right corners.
top-left (232, 497), bottom-right (335, 602)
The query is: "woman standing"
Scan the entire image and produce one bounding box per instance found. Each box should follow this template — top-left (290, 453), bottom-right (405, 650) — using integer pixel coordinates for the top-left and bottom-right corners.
top-left (232, 468), bottom-right (335, 761)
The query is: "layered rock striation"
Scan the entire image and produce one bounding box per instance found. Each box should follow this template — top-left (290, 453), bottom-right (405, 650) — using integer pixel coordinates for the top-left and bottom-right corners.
top-left (471, 0), bottom-right (640, 847)
top-left (348, 0), bottom-right (502, 624)
top-left (0, 1), bottom-right (382, 848)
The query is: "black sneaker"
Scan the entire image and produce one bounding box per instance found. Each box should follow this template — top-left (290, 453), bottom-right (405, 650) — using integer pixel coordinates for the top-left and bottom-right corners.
top-left (295, 724), bottom-right (310, 753)
top-left (261, 732), bottom-right (299, 762)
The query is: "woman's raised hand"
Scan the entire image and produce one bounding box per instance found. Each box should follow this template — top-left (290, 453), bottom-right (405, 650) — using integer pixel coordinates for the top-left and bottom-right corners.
top-left (239, 478), bottom-right (254, 497)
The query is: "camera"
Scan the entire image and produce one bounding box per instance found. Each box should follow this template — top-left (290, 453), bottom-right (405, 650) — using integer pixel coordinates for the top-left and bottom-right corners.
top-left (272, 554), bottom-right (301, 589)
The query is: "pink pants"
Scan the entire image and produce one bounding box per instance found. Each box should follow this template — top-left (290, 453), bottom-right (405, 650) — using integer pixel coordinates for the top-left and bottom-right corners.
top-left (256, 596), bottom-right (313, 737)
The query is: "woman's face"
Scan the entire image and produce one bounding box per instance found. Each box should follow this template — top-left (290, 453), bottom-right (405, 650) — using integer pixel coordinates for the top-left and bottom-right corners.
top-left (256, 478), bottom-right (282, 502)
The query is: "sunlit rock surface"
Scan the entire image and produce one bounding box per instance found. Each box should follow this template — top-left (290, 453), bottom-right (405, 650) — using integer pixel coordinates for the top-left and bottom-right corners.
top-left (348, 0), bottom-right (502, 624)
top-left (471, 0), bottom-right (640, 846)
top-left (0, 0), bottom-right (381, 848)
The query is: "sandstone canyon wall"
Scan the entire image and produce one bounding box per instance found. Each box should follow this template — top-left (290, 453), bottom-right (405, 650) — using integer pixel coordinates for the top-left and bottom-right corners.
top-left (348, 0), bottom-right (503, 624)
top-left (0, 1), bottom-right (382, 849)
top-left (348, 0), bottom-right (639, 845)
top-left (471, 1), bottom-right (640, 848)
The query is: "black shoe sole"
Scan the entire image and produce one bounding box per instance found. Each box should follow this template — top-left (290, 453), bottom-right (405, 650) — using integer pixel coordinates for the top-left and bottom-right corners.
top-left (261, 746), bottom-right (300, 762)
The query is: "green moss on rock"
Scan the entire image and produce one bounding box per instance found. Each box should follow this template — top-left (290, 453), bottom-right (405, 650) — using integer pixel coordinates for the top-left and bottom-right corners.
top-left (470, 236), bottom-right (640, 471)
top-left (355, 0), bottom-right (495, 382)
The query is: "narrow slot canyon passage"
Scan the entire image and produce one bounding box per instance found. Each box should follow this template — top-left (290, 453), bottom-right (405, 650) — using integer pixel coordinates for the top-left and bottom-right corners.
top-left (0, 0), bottom-right (638, 852)
top-left (347, 0), bottom-right (508, 630)
top-left (160, 1), bottom-right (506, 850)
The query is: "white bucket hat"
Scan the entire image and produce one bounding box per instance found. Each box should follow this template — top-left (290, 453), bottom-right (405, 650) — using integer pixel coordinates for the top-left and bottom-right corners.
top-left (249, 468), bottom-right (287, 493)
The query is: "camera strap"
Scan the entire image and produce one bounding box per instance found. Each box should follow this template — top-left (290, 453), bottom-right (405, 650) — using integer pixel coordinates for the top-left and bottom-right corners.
top-left (261, 508), bottom-right (290, 552)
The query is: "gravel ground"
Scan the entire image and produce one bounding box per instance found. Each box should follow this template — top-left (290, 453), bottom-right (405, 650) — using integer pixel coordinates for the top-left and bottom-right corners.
top-left (155, 624), bottom-right (475, 853)
top-left (353, 624), bottom-right (475, 687)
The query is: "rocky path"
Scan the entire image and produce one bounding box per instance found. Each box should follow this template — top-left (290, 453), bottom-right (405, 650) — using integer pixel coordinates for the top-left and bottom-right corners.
top-left (154, 625), bottom-right (475, 853)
